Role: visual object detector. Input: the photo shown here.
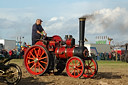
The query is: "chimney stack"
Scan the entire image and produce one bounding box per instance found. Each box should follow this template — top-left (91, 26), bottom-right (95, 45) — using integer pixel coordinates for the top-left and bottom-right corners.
top-left (79, 18), bottom-right (86, 47)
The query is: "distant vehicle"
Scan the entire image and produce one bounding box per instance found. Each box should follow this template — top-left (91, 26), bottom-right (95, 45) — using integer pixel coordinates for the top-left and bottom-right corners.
top-left (0, 39), bottom-right (16, 51)
top-left (0, 44), bottom-right (4, 50)
top-left (121, 43), bottom-right (128, 63)
top-left (90, 47), bottom-right (98, 56)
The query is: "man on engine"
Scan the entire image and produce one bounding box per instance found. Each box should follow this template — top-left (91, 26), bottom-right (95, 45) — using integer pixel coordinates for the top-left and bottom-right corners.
top-left (32, 19), bottom-right (47, 45)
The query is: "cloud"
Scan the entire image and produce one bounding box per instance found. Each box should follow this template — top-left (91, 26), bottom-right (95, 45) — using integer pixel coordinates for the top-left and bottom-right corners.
top-left (49, 17), bottom-right (58, 21)
top-left (49, 17), bottom-right (64, 21)
top-left (45, 17), bottom-right (78, 39)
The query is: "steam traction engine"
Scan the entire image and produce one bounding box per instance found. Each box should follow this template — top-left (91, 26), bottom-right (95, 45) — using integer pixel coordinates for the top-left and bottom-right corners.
top-left (24, 18), bottom-right (98, 78)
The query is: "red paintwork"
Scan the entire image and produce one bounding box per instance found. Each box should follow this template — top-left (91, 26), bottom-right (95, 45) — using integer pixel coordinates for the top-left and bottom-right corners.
top-left (52, 35), bottom-right (62, 43)
top-left (48, 41), bottom-right (55, 51)
top-left (66, 39), bottom-right (72, 47)
top-left (23, 47), bottom-right (28, 53)
top-left (49, 41), bottom-right (55, 47)
top-left (113, 49), bottom-right (125, 56)
top-left (55, 46), bottom-right (65, 58)
top-left (35, 41), bottom-right (46, 48)
top-left (66, 47), bottom-right (74, 57)
top-left (55, 46), bottom-right (74, 58)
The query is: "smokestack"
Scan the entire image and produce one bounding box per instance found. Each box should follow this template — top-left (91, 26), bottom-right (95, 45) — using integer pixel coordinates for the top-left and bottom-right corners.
top-left (79, 18), bottom-right (86, 47)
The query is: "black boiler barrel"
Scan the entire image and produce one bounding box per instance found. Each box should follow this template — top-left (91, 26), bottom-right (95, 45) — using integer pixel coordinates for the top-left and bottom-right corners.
top-left (79, 18), bottom-right (86, 47)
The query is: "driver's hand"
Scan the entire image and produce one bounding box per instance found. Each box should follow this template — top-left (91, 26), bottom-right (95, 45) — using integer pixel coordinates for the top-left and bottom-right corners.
top-left (41, 34), bottom-right (43, 36)
top-left (45, 33), bottom-right (47, 36)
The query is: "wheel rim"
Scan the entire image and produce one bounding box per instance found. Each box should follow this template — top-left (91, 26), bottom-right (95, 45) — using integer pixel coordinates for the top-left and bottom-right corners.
top-left (5, 67), bottom-right (19, 84)
top-left (83, 57), bottom-right (97, 78)
top-left (24, 45), bottom-right (49, 75)
top-left (5, 64), bottom-right (22, 84)
top-left (66, 57), bottom-right (84, 78)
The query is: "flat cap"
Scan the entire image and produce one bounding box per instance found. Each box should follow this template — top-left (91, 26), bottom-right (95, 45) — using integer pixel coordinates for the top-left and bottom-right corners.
top-left (36, 19), bottom-right (43, 22)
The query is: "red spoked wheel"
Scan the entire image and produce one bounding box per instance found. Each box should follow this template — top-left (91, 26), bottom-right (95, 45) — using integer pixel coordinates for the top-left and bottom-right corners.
top-left (83, 57), bottom-right (98, 78)
top-left (24, 45), bottom-right (50, 76)
top-left (66, 57), bottom-right (85, 78)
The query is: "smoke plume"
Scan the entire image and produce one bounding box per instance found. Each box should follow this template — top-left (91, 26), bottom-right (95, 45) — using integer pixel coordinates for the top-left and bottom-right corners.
top-left (81, 7), bottom-right (128, 35)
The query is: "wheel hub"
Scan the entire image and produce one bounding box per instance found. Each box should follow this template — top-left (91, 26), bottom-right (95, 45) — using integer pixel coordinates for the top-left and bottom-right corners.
top-left (73, 66), bottom-right (76, 69)
top-left (34, 58), bottom-right (38, 63)
top-left (85, 66), bottom-right (90, 69)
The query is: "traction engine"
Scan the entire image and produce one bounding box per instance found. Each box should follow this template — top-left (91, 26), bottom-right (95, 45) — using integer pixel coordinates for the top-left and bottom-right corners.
top-left (24, 18), bottom-right (98, 78)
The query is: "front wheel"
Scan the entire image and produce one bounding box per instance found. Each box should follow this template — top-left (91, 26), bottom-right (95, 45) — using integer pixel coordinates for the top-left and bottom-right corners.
top-left (66, 57), bottom-right (85, 78)
top-left (5, 63), bottom-right (22, 85)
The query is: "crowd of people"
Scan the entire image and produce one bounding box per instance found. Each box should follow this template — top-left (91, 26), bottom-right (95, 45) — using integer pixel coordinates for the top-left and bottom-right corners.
top-left (92, 51), bottom-right (121, 61)
top-left (0, 48), bottom-right (24, 59)
top-left (0, 42), bottom-right (30, 59)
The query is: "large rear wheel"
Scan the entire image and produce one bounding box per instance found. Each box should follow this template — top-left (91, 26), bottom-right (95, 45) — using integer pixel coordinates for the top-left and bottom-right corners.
top-left (24, 45), bottom-right (50, 76)
top-left (66, 57), bottom-right (85, 78)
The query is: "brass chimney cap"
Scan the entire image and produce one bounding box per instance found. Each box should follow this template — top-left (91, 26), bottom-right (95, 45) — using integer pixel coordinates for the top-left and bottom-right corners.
top-left (79, 18), bottom-right (86, 21)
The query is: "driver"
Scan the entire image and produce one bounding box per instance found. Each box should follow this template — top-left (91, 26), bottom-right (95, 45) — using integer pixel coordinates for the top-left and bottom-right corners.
top-left (32, 19), bottom-right (47, 45)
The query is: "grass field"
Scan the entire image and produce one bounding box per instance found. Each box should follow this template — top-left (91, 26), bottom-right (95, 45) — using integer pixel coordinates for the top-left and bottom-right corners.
top-left (98, 60), bottom-right (128, 69)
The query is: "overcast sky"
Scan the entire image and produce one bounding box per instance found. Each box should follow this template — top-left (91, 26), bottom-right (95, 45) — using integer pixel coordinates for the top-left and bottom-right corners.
top-left (0, 0), bottom-right (128, 45)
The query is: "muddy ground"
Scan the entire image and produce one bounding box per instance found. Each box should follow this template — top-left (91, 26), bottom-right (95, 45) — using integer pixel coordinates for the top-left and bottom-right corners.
top-left (0, 60), bottom-right (128, 85)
